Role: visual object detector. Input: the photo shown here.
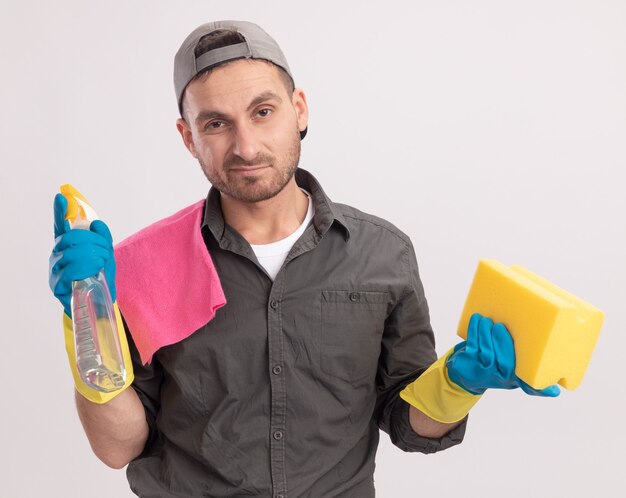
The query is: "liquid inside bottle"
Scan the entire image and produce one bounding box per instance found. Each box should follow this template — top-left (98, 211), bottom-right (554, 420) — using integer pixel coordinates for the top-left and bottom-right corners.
top-left (71, 271), bottom-right (126, 392)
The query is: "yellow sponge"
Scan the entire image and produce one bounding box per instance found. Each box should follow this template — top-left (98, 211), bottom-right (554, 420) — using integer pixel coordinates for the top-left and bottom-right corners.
top-left (457, 259), bottom-right (604, 390)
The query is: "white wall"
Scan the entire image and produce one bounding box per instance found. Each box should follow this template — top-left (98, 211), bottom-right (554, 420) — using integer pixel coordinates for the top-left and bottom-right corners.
top-left (2, 1), bottom-right (624, 496)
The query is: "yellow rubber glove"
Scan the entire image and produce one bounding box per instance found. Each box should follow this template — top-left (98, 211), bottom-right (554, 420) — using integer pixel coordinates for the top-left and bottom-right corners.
top-left (63, 303), bottom-right (134, 404)
top-left (399, 347), bottom-right (481, 424)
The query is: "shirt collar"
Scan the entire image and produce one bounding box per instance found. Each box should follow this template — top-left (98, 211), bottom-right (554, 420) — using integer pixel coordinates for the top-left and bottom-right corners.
top-left (202, 168), bottom-right (350, 243)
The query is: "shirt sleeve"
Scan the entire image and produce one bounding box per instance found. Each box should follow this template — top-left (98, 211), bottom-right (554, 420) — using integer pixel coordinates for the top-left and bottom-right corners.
top-left (374, 239), bottom-right (468, 453)
top-left (122, 314), bottom-right (164, 455)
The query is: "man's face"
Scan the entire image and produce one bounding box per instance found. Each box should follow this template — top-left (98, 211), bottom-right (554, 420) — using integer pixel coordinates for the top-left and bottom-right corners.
top-left (177, 59), bottom-right (308, 203)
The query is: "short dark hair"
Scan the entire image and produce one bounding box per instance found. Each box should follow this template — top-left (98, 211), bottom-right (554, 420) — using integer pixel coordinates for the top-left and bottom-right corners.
top-left (179, 29), bottom-right (295, 118)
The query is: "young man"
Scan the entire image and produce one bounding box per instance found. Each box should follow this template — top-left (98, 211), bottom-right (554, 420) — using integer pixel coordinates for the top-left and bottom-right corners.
top-left (49, 21), bottom-right (558, 497)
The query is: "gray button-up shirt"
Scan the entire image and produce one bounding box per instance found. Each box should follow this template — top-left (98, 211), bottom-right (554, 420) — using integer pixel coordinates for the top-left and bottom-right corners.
top-left (125, 168), bottom-right (467, 497)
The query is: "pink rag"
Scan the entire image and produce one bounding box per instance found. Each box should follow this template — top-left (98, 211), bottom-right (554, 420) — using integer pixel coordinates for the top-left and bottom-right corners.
top-left (114, 200), bottom-right (226, 364)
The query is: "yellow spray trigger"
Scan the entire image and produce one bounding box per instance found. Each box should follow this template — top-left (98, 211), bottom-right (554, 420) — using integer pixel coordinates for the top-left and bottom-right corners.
top-left (60, 184), bottom-right (99, 228)
top-left (60, 184), bottom-right (86, 223)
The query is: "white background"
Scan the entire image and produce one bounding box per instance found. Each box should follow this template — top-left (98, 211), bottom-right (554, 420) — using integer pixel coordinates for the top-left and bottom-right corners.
top-left (1, 1), bottom-right (624, 497)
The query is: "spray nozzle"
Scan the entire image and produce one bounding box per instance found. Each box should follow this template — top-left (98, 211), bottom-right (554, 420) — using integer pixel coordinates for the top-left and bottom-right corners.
top-left (60, 184), bottom-right (100, 230)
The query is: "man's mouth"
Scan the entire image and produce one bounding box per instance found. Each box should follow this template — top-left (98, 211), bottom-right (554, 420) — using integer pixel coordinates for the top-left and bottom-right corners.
top-left (229, 165), bottom-right (270, 176)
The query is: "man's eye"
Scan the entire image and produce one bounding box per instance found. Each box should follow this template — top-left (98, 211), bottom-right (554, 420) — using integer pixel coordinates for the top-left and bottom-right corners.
top-left (207, 120), bottom-right (224, 129)
top-left (257, 108), bottom-right (272, 118)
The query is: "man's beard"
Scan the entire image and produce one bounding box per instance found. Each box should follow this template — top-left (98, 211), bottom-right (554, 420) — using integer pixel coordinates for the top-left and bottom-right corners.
top-left (199, 130), bottom-right (301, 203)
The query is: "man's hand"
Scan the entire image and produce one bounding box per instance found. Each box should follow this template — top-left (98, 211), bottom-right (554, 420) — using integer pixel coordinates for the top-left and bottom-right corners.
top-left (447, 313), bottom-right (560, 397)
top-left (400, 312), bottom-right (559, 427)
top-left (446, 313), bottom-right (561, 397)
top-left (49, 193), bottom-right (117, 316)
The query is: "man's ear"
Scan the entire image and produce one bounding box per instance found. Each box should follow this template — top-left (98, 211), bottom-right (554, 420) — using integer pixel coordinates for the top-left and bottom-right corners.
top-left (292, 88), bottom-right (309, 135)
top-left (176, 117), bottom-right (198, 158)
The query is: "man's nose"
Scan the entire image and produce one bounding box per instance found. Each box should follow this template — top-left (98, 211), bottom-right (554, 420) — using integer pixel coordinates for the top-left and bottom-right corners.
top-left (232, 122), bottom-right (261, 162)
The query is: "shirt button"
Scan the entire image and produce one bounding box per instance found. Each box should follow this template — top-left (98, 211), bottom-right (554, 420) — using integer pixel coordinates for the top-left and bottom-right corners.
top-left (272, 365), bottom-right (283, 375)
top-left (270, 299), bottom-right (279, 310)
top-left (349, 292), bottom-right (360, 302)
top-left (273, 430), bottom-right (284, 440)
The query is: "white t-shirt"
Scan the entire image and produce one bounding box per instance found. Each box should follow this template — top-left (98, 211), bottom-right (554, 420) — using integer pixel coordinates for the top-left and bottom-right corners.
top-left (250, 190), bottom-right (315, 280)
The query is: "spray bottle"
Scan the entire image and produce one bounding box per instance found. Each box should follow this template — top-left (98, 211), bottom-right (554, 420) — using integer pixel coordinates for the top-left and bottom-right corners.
top-left (60, 184), bottom-right (126, 392)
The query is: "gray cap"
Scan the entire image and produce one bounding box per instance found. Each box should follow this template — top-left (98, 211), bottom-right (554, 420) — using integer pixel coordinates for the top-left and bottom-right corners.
top-left (174, 20), bottom-right (305, 138)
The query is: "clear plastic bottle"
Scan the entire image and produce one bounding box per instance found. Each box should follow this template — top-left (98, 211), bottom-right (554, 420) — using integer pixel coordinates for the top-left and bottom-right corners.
top-left (61, 184), bottom-right (126, 392)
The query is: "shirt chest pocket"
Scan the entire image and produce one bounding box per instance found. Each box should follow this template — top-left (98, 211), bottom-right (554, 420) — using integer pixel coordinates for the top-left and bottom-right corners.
top-left (320, 290), bottom-right (389, 385)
